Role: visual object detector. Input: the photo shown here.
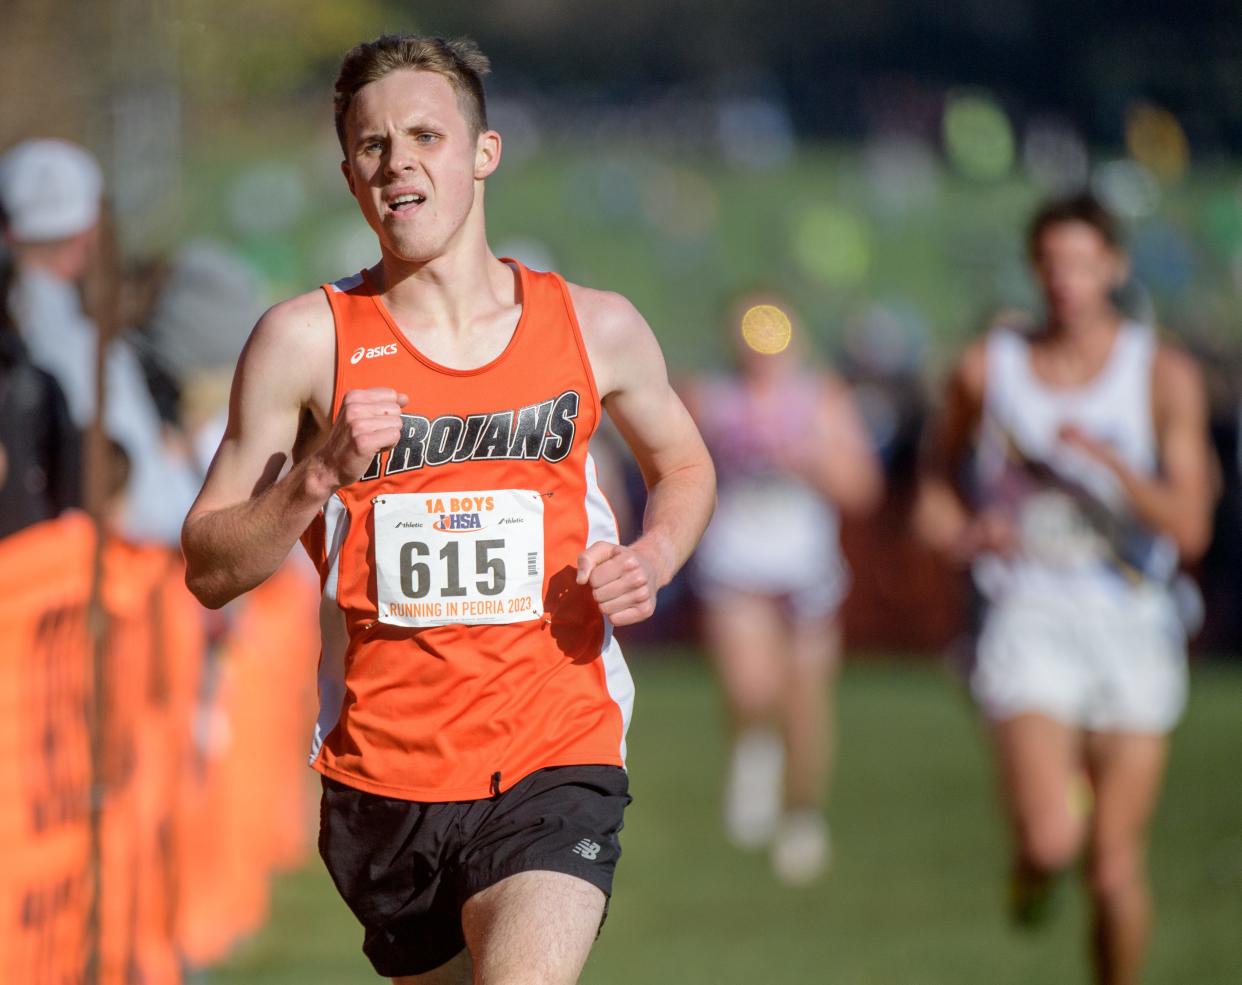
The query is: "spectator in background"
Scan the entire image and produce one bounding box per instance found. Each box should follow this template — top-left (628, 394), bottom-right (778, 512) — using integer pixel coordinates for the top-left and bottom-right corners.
top-left (917, 195), bottom-right (1215, 985)
top-left (0, 138), bottom-right (198, 544)
top-left (0, 242), bottom-right (80, 538)
top-left (683, 297), bottom-right (882, 885)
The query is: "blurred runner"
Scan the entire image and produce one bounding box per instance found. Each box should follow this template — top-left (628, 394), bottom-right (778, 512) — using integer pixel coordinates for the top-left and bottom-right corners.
top-left (918, 194), bottom-right (1215, 985)
top-left (181, 34), bottom-right (714, 985)
top-left (0, 138), bottom-right (198, 544)
top-left (685, 298), bottom-right (881, 884)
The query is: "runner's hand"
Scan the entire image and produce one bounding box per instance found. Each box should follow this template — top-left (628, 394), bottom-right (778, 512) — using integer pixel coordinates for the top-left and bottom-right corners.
top-left (1058, 424), bottom-right (1124, 474)
top-left (953, 509), bottom-right (1017, 563)
top-left (315, 387), bottom-right (408, 490)
top-left (576, 541), bottom-right (658, 626)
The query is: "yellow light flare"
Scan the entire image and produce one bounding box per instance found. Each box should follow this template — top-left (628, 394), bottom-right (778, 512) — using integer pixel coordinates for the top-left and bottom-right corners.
top-left (1125, 103), bottom-right (1189, 183)
top-left (740, 304), bottom-right (793, 355)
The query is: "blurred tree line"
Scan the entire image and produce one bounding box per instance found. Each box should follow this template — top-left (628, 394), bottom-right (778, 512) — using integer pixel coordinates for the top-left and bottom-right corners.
top-left (5, 0), bottom-right (1242, 150)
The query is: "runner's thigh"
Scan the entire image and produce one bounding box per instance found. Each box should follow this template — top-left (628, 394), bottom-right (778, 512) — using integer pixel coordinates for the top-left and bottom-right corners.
top-left (461, 870), bottom-right (605, 985)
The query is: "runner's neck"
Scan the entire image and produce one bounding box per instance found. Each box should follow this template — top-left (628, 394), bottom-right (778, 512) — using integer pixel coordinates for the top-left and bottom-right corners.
top-left (369, 249), bottom-right (517, 338)
top-left (1029, 311), bottom-right (1125, 389)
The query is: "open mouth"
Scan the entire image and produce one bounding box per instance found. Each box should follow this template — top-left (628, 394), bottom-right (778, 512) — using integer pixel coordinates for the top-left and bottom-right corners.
top-left (387, 193), bottom-right (426, 214)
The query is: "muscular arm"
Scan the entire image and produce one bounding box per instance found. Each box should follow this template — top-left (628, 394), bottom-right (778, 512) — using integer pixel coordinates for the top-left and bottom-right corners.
top-left (1061, 344), bottom-right (1216, 561)
top-left (181, 292), bottom-right (405, 608)
top-left (571, 286), bottom-right (716, 625)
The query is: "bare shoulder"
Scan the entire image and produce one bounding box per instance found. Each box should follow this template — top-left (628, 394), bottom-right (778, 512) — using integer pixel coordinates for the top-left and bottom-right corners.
top-left (1152, 338), bottom-right (1204, 391)
top-left (953, 337), bottom-right (989, 399)
top-left (237, 288), bottom-right (335, 403)
top-left (566, 282), bottom-right (651, 349)
top-left (247, 288), bottom-right (334, 358)
top-left (1152, 338), bottom-right (1207, 417)
top-left (565, 281), bottom-right (664, 397)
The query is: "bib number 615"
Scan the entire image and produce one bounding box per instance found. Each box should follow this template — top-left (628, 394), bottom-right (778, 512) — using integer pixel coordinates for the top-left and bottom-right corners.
top-left (400, 539), bottom-right (507, 599)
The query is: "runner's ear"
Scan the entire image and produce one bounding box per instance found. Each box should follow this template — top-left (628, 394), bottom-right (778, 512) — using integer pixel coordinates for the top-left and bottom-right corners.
top-left (474, 130), bottom-right (502, 181)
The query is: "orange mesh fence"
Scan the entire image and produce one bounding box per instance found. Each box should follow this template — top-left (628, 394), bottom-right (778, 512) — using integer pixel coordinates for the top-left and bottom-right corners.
top-left (0, 515), bottom-right (94, 985)
top-left (0, 515), bottom-right (320, 983)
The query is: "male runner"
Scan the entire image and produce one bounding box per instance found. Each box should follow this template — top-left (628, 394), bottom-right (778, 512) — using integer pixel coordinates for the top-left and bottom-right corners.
top-left (181, 35), bottom-right (715, 985)
top-left (684, 298), bottom-right (881, 884)
top-left (918, 194), bottom-right (1214, 985)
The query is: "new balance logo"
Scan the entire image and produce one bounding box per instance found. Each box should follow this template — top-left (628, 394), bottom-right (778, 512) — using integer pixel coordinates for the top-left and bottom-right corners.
top-left (571, 839), bottom-right (601, 861)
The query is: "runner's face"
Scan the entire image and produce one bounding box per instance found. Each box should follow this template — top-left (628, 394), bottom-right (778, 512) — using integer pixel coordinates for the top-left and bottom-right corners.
top-left (1031, 221), bottom-right (1124, 326)
top-left (341, 69), bottom-right (498, 263)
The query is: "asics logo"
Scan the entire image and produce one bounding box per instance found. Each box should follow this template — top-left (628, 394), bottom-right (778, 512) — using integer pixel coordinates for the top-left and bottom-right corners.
top-left (351, 343), bottom-right (398, 364)
top-left (571, 839), bottom-right (601, 861)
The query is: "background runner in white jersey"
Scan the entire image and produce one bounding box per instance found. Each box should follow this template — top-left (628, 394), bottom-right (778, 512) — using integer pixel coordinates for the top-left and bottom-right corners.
top-left (917, 193), bottom-right (1216, 985)
top-left (970, 320), bottom-right (1186, 732)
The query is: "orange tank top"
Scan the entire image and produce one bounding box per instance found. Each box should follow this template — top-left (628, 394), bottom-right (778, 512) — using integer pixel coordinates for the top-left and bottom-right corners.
top-left (300, 261), bottom-right (634, 802)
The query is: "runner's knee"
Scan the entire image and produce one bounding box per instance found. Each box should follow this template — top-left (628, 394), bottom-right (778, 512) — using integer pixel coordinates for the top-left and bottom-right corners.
top-left (1087, 840), bottom-right (1145, 901)
top-left (1018, 815), bottom-right (1081, 874)
top-left (727, 668), bottom-right (783, 720)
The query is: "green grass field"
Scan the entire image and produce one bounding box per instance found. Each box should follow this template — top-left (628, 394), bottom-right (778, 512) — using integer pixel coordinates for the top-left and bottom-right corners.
top-left (210, 652), bottom-right (1242, 984)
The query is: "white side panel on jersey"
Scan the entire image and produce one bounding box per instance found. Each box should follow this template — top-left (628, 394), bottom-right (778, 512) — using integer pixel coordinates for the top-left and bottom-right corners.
top-left (329, 271), bottom-right (364, 294)
top-left (309, 599), bottom-right (349, 764)
top-left (310, 494), bottom-right (350, 763)
top-left (584, 451), bottom-right (635, 762)
top-left (321, 494), bottom-right (349, 603)
top-left (599, 628), bottom-right (633, 763)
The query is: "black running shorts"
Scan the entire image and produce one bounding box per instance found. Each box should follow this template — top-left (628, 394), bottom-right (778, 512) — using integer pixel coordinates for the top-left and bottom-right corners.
top-left (318, 764), bottom-right (631, 978)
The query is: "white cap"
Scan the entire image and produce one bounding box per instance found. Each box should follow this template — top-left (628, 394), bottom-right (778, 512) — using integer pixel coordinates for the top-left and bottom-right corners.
top-left (0, 139), bottom-right (103, 242)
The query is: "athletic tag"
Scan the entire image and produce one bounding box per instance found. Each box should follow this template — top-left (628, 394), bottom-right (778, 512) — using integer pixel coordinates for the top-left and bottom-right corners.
top-left (373, 490), bottom-right (545, 627)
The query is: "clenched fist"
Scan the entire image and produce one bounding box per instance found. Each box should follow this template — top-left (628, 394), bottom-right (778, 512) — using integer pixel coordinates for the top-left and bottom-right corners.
top-left (315, 387), bottom-right (408, 490)
top-left (576, 541), bottom-right (659, 626)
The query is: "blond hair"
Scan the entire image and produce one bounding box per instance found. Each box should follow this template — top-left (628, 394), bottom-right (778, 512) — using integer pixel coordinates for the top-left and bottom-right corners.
top-left (334, 34), bottom-right (491, 152)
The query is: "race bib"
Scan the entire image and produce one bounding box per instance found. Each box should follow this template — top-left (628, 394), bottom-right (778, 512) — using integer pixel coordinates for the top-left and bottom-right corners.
top-left (373, 490), bottom-right (545, 627)
top-left (1018, 490), bottom-right (1109, 569)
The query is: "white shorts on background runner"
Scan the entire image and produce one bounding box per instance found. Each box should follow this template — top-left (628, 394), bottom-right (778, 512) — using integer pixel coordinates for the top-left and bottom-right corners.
top-left (971, 587), bottom-right (1187, 734)
top-left (692, 478), bottom-right (848, 622)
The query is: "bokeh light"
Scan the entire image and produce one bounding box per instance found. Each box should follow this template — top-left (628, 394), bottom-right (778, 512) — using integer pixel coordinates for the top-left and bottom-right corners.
top-left (740, 303), bottom-right (793, 354)
top-left (1093, 158), bottom-right (1162, 219)
top-left (942, 90), bottom-right (1015, 181)
top-left (791, 204), bottom-right (871, 287)
top-left (1125, 102), bottom-right (1189, 183)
